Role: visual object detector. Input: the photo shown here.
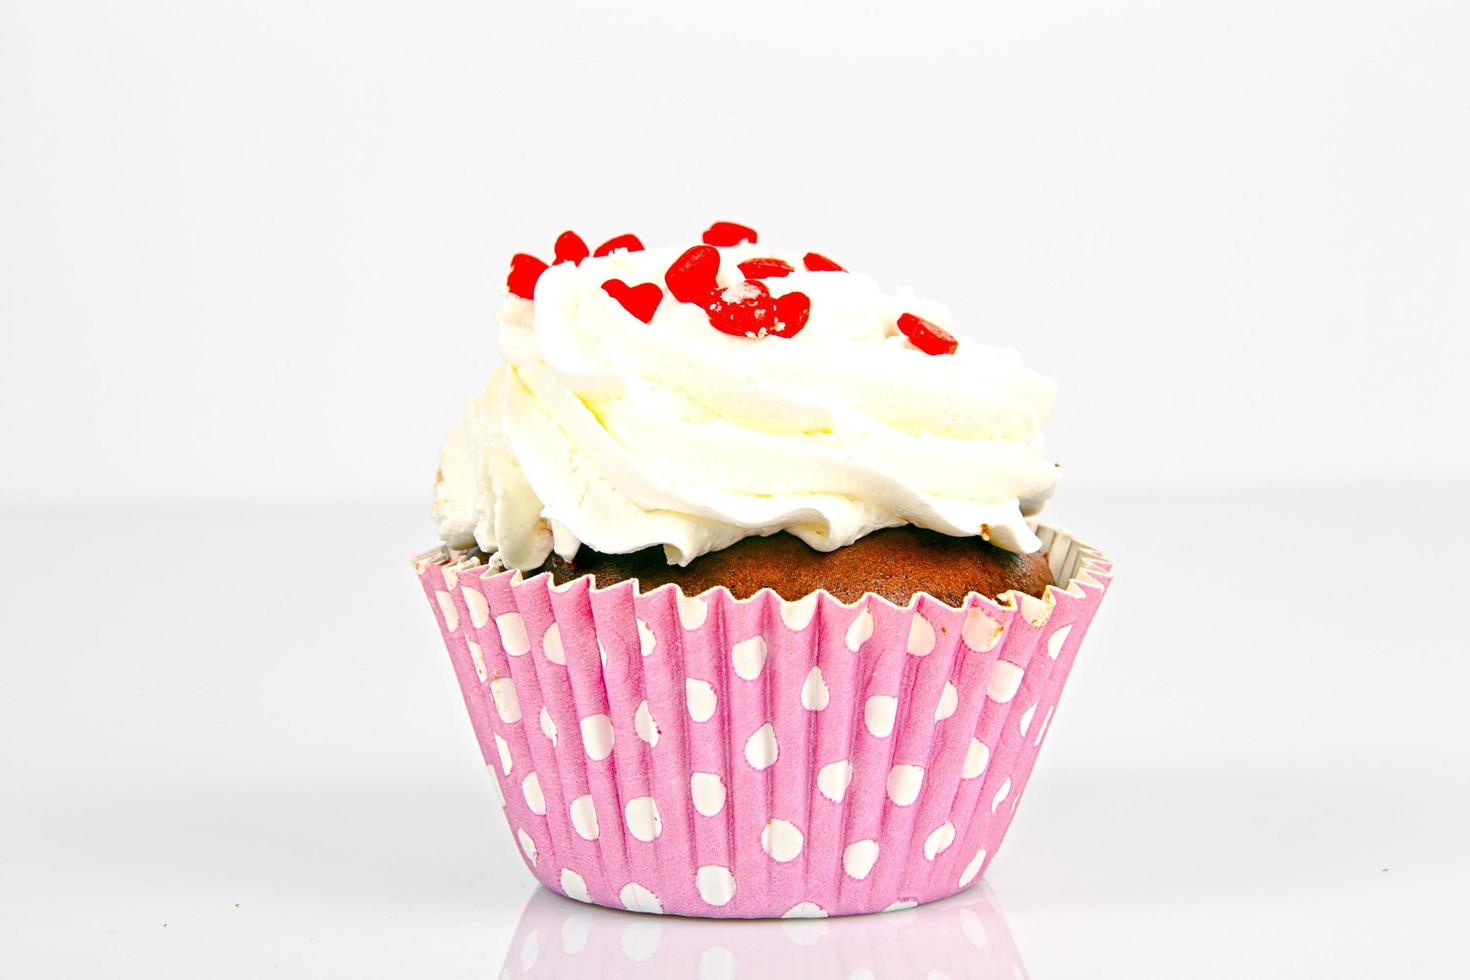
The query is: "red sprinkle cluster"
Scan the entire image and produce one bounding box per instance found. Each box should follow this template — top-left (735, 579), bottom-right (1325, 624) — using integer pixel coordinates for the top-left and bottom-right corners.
top-left (506, 223), bottom-right (966, 353)
top-left (506, 230), bottom-right (645, 298)
top-left (665, 232), bottom-right (810, 339)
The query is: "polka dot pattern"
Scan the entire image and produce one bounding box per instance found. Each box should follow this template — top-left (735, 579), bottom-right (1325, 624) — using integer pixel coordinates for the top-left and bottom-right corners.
top-left (496, 612), bottom-right (530, 656)
top-left (761, 819), bottom-right (805, 862)
top-left (415, 523), bottom-right (1112, 917)
top-left (801, 666), bottom-right (830, 711)
top-left (744, 723), bottom-right (779, 770)
top-left (843, 840), bottom-right (880, 880)
top-left (691, 772), bottom-right (726, 817)
top-left (463, 587), bottom-right (490, 629)
top-left (731, 636), bottom-right (767, 680)
top-left (696, 865), bottom-right (737, 906)
top-left (560, 868), bottom-right (590, 903)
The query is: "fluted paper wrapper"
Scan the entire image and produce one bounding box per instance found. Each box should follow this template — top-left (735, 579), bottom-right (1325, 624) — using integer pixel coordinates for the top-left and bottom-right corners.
top-left (414, 526), bottom-right (1110, 918)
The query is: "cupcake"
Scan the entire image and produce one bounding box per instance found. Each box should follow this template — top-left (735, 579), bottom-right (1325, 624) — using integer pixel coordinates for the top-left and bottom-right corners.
top-left (415, 223), bottom-right (1111, 918)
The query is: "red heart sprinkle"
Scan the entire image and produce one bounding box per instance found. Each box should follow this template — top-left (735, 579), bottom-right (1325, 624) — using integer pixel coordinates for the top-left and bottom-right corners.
top-left (771, 291), bottom-right (811, 338)
top-left (665, 245), bottom-right (722, 305)
top-left (737, 257), bottom-right (794, 280)
top-left (553, 230), bottom-right (589, 265)
top-left (803, 252), bottom-right (845, 272)
top-left (897, 312), bottom-right (959, 355)
top-left (507, 253), bottom-right (549, 299)
top-left (601, 279), bottom-right (663, 324)
top-left (705, 280), bottom-right (775, 337)
top-left (593, 234), bottom-right (644, 257)
top-left (702, 221), bottom-right (758, 247)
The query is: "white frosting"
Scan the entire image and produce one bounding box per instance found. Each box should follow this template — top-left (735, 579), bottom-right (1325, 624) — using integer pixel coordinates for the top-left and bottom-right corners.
top-left (434, 243), bottom-right (1059, 571)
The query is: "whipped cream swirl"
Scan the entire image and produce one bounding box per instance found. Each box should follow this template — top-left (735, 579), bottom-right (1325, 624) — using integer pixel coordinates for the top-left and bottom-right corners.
top-left (434, 243), bottom-right (1059, 571)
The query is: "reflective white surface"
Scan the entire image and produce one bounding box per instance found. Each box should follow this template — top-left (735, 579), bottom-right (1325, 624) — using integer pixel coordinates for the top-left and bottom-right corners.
top-left (2, 484), bottom-right (1467, 977)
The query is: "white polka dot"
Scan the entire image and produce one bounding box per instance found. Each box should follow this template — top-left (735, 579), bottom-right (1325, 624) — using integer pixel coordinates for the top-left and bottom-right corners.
top-left (1046, 623), bottom-right (1072, 659)
top-left (783, 902), bottom-right (828, 918)
top-left (434, 591), bottom-right (458, 632)
top-left (598, 641), bottom-right (608, 669)
top-left (562, 912), bottom-right (591, 954)
top-left (677, 593), bottom-right (708, 630)
top-left (495, 734), bottom-right (512, 775)
top-left (761, 818), bottom-right (804, 862)
top-left (691, 772), bottom-right (726, 816)
top-left (934, 681), bottom-right (958, 721)
top-left (696, 865), bottom-right (737, 906)
top-left (496, 613), bottom-right (530, 656)
top-left (924, 821), bottom-right (956, 860)
top-left (958, 848), bottom-right (987, 887)
top-left (886, 899), bottom-right (918, 912)
top-left (1017, 593), bottom-right (1051, 627)
top-left (800, 666), bottom-right (829, 711)
top-left (522, 772), bottom-right (546, 815)
top-left (961, 608), bottom-right (1002, 651)
top-left (518, 828), bottom-right (537, 866)
top-left (1018, 702), bottom-right (1037, 737)
top-left (686, 679), bottom-right (716, 722)
top-left (698, 944), bottom-right (737, 980)
top-left (886, 764), bottom-right (925, 806)
top-left (440, 566), bottom-right (458, 590)
top-left (560, 868), bottom-right (590, 903)
top-left (987, 661), bottom-right (1024, 703)
top-left (817, 760), bottom-right (853, 802)
top-left (781, 593), bottom-right (819, 630)
top-left (580, 714), bottom-right (614, 761)
top-left (864, 695), bottom-right (898, 737)
top-left (634, 700), bottom-right (659, 747)
top-left (843, 839), bottom-right (879, 879)
top-left (637, 618), bottom-right (656, 657)
top-left (958, 907), bottom-right (988, 949)
top-left (620, 920), bottom-right (663, 960)
top-left (845, 609), bottom-right (875, 651)
top-left (907, 614), bottom-right (936, 655)
top-left (991, 777), bottom-right (1012, 813)
top-left (732, 636), bottom-right (768, 680)
top-left (1035, 704), bottom-right (1056, 746)
top-left (542, 623), bottom-right (565, 664)
top-left (485, 764), bottom-right (506, 807)
top-left (570, 795), bottom-right (600, 840)
top-left (540, 706), bottom-right (557, 745)
top-left (619, 882), bottom-right (663, 914)
top-left (463, 587), bottom-right (490, 629)
top-left (962, 739), bottom-right (990, 779)
top-left (490, 677), bottom-right (521, 723)
top-left (624, 796), bottom-right (662, 842)
top-left (745, 723), bottom-right (779, 770)
top-left (521, 928), bottom-right (539, 971)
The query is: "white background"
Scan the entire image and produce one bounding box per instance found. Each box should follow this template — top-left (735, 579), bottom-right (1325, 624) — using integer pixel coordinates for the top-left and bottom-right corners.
top-left (2, 2), bottom-right (1468, 978)
top-left (3, 0), bottom-right (1469, 500)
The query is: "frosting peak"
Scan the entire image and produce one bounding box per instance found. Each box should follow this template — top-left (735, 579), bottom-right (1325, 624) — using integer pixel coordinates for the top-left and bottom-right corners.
top-left (434, 237), bottom-right (1059, 571)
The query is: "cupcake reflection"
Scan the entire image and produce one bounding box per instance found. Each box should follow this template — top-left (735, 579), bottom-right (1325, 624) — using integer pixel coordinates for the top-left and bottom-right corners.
top-left (498, 881), bottom-right (1027, 979)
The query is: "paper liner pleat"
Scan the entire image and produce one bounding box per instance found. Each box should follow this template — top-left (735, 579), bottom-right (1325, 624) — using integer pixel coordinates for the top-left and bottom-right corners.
top-left (414, 525), bottom-right (1111, 918)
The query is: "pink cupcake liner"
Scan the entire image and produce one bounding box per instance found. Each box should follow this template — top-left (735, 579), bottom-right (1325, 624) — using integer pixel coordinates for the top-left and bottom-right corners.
top-left (413, 525), bottom-right (1111, 918)
top-left (498, 876), bottom-right (1028, 977)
